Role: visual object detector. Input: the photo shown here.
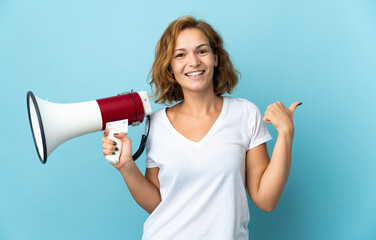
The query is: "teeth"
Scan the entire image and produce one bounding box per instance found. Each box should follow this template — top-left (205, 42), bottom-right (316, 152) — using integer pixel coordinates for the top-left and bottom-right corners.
top-left (186, 71), bottom-right (204, 76)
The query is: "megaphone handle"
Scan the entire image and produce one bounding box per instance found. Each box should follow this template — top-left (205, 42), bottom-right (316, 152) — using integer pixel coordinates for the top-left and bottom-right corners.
top-left (105, 120), bottom-right (128, 164)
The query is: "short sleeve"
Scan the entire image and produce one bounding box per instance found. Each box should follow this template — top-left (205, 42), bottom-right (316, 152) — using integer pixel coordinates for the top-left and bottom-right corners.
top-left (146, 158), bottom-right (158, 168)
top-left (246, 101), bottom-right (272, 150)
top-left (145, 133), bottom-right (158, 168)
top-left (145, 114), bottom-right (159, 168)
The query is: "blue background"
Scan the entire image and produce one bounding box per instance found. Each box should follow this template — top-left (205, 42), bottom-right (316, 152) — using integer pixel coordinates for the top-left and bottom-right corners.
top-left (1, 0), bottom-right (375, 239)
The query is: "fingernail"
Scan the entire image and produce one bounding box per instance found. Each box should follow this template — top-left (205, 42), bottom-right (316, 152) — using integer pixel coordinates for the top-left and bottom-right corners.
top-left (114, 147), bottom-right (119, 151)
top-left (112, 152), bottom-right (115, 155)
top-left (298, 102), bottom-right (303, 106)
top-left (112, 141), bottom-right (117, 146)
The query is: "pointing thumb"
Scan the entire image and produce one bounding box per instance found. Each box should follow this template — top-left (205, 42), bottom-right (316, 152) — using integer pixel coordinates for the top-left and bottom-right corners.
top-left (289, 102), bottom-right (302, 115)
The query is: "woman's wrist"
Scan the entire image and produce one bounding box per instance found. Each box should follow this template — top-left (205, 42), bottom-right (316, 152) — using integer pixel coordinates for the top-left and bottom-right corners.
top-left (118, 160), bottom-right (136, 176)
top-left (277, 125), bottom-right (295, 137)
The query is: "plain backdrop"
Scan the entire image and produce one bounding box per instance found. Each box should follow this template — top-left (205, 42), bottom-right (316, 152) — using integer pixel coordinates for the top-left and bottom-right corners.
top-left (1, 0), bottom-right (375, 239)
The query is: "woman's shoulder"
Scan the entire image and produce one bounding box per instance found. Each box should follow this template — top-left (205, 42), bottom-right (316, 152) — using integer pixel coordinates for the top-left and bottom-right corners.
top-left (147, 108), bottom-right (165, 127)
top-left (150, 107), bottom-right (166, 119)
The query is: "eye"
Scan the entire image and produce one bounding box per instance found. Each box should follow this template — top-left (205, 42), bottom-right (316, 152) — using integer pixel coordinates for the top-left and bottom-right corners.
top-left (175, 53), bottom-right (184, 58)
top-left (198, 49), bottom-right (208, 54)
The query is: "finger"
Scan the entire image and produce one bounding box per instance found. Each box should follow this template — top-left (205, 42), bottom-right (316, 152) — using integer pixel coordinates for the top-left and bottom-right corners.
top-left (102, 139), bottom-right (119, 151)
top-left (113, 132), bottom-right (130, 142)
top-left (103, 149), bottom-right (115, 156)
top-left (288, 102), bottom-right (302, 115)
top-left (267, 101), bottom-right (282, 110)
top-left (102, 142), bottom-right (117, 150)
top-left (263, 115), bottom-right (271, 124)
top-left (101, 137), bottom-right (116, 145)
top-left (113, 132), bottom-right (125, 138)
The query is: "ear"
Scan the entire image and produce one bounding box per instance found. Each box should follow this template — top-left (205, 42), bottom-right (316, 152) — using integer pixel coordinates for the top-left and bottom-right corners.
top-left (214, 54), bottom-right (218, 67)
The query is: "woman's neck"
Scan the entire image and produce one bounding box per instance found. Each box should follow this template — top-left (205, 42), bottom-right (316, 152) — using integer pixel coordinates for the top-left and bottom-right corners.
top-left (177, 91), bottom-right (223, 116)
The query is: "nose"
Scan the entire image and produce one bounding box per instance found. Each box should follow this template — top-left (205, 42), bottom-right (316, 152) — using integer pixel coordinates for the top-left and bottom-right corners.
top-left (188, 54), bottom-right (200, 67)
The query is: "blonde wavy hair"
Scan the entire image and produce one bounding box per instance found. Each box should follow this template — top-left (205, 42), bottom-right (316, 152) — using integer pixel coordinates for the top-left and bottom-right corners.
top-left (149, 16), bottom-right (239, 105)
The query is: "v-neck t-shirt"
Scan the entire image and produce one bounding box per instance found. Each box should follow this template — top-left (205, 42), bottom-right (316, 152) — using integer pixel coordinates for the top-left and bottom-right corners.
top-left (143, 96), bottom-right (272, 240)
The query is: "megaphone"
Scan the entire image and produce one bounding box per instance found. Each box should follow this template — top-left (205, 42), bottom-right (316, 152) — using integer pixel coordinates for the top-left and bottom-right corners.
top-left (27, 91), bottom-right (152, 164)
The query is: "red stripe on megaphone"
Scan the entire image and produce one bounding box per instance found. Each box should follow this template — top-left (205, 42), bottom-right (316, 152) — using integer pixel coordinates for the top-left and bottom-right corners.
top-left (96, 92), bottom-right (145, 130)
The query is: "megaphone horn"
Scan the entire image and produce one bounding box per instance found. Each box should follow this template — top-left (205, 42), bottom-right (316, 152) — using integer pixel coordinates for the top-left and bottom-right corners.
top-left (27, 91), bottom-right (152, 164)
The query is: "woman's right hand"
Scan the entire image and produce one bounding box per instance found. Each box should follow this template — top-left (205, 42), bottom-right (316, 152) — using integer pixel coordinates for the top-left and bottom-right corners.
top-left (102, 130), bottom-right (134, 171)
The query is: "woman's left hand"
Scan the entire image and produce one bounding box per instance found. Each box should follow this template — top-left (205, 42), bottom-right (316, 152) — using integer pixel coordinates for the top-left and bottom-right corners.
top-left (263, 101), bottom-right (302, 134)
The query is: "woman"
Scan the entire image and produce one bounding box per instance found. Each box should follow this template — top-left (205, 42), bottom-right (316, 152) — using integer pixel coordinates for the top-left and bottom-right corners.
top-left (102, 16), bottom-right (301, 240)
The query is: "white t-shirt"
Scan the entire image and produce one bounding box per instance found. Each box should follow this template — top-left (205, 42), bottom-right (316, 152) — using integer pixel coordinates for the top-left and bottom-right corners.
top-left (143, 96), bottom-right (272, 240)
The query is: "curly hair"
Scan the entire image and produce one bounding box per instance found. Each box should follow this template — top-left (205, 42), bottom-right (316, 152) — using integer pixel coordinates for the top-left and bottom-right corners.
top-left (149, 16), bottom-right (239, 105)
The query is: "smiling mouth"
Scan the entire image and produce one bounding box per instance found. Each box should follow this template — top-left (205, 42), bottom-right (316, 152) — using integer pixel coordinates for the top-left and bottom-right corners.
top-left (185, 70), bottom-right (205, 77)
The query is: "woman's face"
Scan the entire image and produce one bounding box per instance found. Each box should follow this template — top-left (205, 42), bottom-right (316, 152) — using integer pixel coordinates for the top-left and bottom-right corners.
top-left (170, 28), bottom-right (218, 95)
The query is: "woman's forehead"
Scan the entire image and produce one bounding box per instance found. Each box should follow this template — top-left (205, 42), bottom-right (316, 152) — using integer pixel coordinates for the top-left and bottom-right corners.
top-left (174, 28), bottom-right (210, 50)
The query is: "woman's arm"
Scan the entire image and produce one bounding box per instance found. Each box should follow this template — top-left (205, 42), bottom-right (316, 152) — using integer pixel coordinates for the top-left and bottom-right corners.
top-left (246, 133), bottom-right (293, 212)
top-left (102, 132), bottom-right (161, 214)
top-left (118, 162), bottom-right (161, 214)
top-left (246, 101), bottom-right (300, 212)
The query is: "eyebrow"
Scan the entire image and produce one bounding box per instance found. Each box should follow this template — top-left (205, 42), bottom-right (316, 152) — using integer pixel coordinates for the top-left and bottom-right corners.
top-left (174, 43), bottom-right (210, 52)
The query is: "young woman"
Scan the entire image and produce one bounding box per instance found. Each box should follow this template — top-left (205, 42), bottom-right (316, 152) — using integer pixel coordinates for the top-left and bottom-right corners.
top-left (102, 16), bottom-right (301, 240)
